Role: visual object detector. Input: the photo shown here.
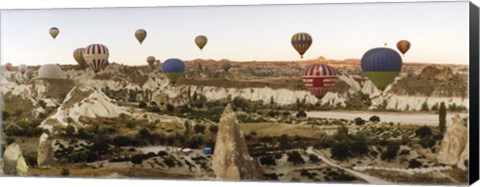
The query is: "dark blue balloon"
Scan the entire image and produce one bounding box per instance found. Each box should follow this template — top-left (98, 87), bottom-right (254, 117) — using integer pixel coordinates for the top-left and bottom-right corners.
top-left (162, 58), bottom-right (185, 73)
top-left (361, 47), bottom-right (402, 72)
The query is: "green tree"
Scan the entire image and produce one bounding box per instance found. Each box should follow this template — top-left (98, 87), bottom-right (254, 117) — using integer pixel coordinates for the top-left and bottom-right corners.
top-left (194, 124), bottom-right (206, 134)
top-left (209, 125), bottom-right (219, 134)
top-left (287, 151), bottom-right (305, 165)
top-left (138, 101), bottom-right (147, 108)
top-left (415, 126), bottom-right (432, 138)
top-left (331, 141), bottom-right (350, 160)
top-left (439, 102), bottom-right (447, 134)
top-left (354, 117), bottom-right (366, 125)
top-left (421, 101), bottom-right (429, 111)
top-left (131, 154), bottom-right (144, 165)
top-left (408, 159), bottom-right (422, 168)
top-left (65, 125), bottom-right (75, 136)
top-left (279, 134), bottom-right (290, 151)
top-left (260, 156), bottom-right (276, 167)
top-left (369, 115), bottom-right (380, 123)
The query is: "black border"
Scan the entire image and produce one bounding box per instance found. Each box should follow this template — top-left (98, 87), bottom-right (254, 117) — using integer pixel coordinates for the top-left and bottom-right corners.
top-left (470, 2), bottom-right (479, 185)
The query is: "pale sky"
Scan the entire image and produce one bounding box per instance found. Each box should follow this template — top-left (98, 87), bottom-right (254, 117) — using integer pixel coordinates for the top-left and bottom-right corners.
top-left (0, 1), bottom-right (470, 65)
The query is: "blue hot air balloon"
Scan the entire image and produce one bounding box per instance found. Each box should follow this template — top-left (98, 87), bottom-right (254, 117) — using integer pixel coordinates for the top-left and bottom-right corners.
top-left (361, 47), bottom-right (402, 90)
top-left (162, 58), bottom-right (185, 83)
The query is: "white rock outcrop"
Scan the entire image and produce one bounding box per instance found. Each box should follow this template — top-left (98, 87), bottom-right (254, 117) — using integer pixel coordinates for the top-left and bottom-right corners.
top-left (436, 115), bottom-right (468, 166)
top-left (3, 143), bottom-right (29, 176)
top-left (212, 104), bottom-right (263, 180)
top-left (37, 133), bottom-right (55, 168)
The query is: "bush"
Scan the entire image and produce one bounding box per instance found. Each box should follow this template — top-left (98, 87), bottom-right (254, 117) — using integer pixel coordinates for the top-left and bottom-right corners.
top-left (209, 125), bottom-right (219, 134)
top-left (331, 141), bottom-right (350, 160)
top-left (187, 134), bottom-right (204, 148)
top-left (309, 154), bottom-right (320, 163)
top-left (131, 154), bottom-right (145, 165)
top-left (354, 117), bottom-right (366, 125)
top-left (381, 144), bottom-right (399, 160)
top-left (66, 125), bottom-right (75, 136)
top-left (287, 151), bottom-right (305, 165)
top-left (296, 111), bottom-right (307, 118)
top-left (279, 134), bottom-right (290, 150)
top-left (408, 159), bottom-right (422, 168)
top-left (163, 157), bottom-right (176, 168)
top-left (158, 151), bottom-right (168, 157)
top-left (415, 126), bottom-right (432, 138)
top-left (2, 111), bottom-right (10, 120)
top-left (259, 156), bottom-right (276, 167)
top-left (6, 136), bottom-right (15, 145)
top-left (138, 101), bottom-right (147, 108)
top-left (369, 115), bottom-right (380, 123)
top-left (194, 124), bottom-right (206, 134)
top-left (61, 168), bottom-right (70, 176)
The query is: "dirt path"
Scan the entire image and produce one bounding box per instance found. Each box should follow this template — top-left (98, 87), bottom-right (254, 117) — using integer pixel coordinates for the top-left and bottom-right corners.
top-left (306, 147), bottom-right (390, 185)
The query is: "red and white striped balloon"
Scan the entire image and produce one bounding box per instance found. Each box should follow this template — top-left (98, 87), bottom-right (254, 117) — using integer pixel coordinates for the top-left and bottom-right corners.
top-left (302, 64), bottom-right (338, 100)
top-left (83, 43), bottom-right (109, 73)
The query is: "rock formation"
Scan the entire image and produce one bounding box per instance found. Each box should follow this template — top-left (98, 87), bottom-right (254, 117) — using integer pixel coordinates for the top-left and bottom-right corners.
top-left (457, 141), bottom-right (469, 171)
top-left (436, 115), bottom-right (468, 166)
top-left (37, 133), bottom-right (55, 168)
top-left (212, 104), bottom-right (263, 180)
top-left (3, 143), bottom-right (29, 176)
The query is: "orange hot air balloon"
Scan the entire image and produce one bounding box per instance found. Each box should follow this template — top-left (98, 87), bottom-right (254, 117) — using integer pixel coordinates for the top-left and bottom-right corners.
top-left (396, 40), bottom-right (411, 56)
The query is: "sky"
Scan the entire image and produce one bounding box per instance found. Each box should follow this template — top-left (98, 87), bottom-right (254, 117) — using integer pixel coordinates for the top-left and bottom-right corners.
top-left (0, 1), bottom-right (470, 65)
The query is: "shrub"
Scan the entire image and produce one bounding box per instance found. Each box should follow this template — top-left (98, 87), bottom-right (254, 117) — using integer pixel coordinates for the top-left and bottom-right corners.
top-left (408, 159), bottom-right (422, 168)
top-left (65, 125), bottom-right (75, 136)
top-left (415, 126), bottom-right (432, 138)
top-left (259, 156), bottom-right (276, 167)
top-left (138, 101), bottom-right (147, 108)
top-left (287, 151), bottom-right (305, 165)
top-left (6, 136), bottom-right (15, 145)
top-left (309, 154), bottom-right (321, 163)
top-left (354, 117), bottom-right (366, 125)
top-left (163, 157), bottom-right (176, 168)
top-left (209, 125), bottom-right (219, 134)
top-left (194, 124), bottom-right (206, 134)
top-left (2, 111), bottom-right (10, 120)
top-left (131, 154), bottom-right (145, 165)
top-left (381, 144), bottom-right (400, 160)
top-left (369, 115), bottom-right (380, 123)
top-left (279, 134), bottom-right (289, 150)
top-left (158, 151), bottom-right (168, 157)
top-left (61, 168), bottom-right (70, 176)
top-left (296, 111), bottom-right (307, 118)
top-left (331, 141), bottom-right (350, 160)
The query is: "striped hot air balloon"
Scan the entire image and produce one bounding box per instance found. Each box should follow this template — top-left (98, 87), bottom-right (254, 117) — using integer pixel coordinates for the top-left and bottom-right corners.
top-left (83, 44), bottom-right (109, 74)
top-left (396, 40), bottom-right (411, 56)
top-left (162, 58), bottom-right (185, 84)
top-left (291, 32), bottom-right (312, 58)
top-left (361, 47), bottom-right (402, 90)
top-left (302, 64), bottom-right (338, 100)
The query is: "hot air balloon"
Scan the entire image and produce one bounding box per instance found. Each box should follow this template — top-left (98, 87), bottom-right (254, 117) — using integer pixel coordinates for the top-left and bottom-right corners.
top-left (155, 60), bottom-right (162, 71)
top-left (195, 35), bottom-right (208, 51)
top-left (302, 64), bottom-right (338, 100)
top-left (146, 56), bottom-right (156, 68)
top-left (49, 27), bottom-right (59, 39)
top-left (291, 32), bottom-right (312, 58)
top-left (221, 62), bottom-right (232, 73)
top-left (73, 48), bottom-right (87, 69)
top-left (396, 40), bottom-right (411, 56)
top-left (24, 70), bottom-right (35, 80)
top-left (19, 64), bottom-right (27, 73)
top-left (361, 47), bottom-right (402, 90)
top-left (83, 44), bottom-right (109, 74)
top-left (4, 63), bottom-right (13, 71)
top-left (162, 58), bottom-right (185, 84)
top-left (37, 64), bottom-right (65, 79)
top-left (135, 29), bottom-right (147, 44)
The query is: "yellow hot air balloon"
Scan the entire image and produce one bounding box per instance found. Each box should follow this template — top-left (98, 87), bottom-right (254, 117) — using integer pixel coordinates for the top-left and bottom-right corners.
top-left (49, 27), bottom-right (59, 39)
top-left (73, 48), bottom-right (87, 69)
top-left (195, 35), bottom-right (208, 51)
top-left (135, 29), bottom-right (147, 44)
top-left (291, 32), bottom-right (312, 58)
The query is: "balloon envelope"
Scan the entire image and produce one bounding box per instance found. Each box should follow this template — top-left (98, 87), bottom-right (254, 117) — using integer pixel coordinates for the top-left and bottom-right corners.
top-left (135, 29), bottom-right (147, 44)
top-left (195, 35), bottom-right (208, 50)
top-left (146, 56), bottom-right (156, 68)
top-left (302, 64), bottom-right (338, 100)
top-left (84, 44), bottom-right (109, 73)
top-left (396, 40), bottom-right (411, 55)
top-left (162, 58), bottom-right (185, 83)
top-left (49, 27), bottom-right (59, 39)
top-left (361, 47), bottom-right (402, 90)
top-left (19, 64), bottom-right (27, 73)
top-left (291, 32), bottom-right (312, 58)
top-left (73, 48), bottom-right (87, 69)
top-left (5, 63), bottom-right (13, 71)
top-left (221, 62), bottom-right (232, 73)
